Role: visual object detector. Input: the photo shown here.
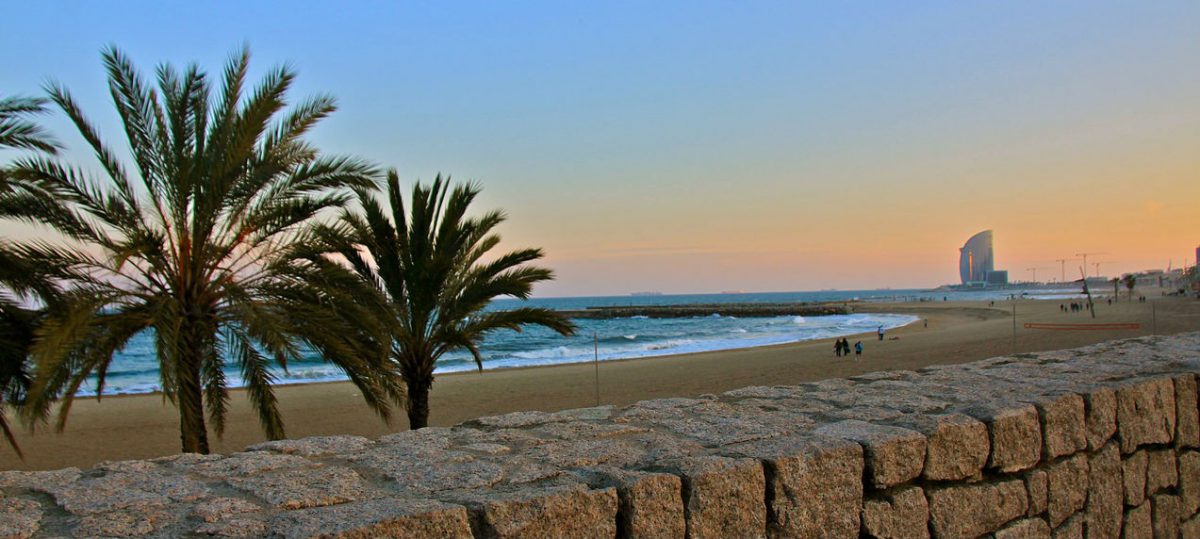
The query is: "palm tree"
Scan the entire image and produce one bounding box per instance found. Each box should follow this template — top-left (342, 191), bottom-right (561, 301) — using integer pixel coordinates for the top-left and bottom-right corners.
top-left (1, 47), bottom-right (405, 454)
top-left (1123, 274), bottom-right (1137, 302)
top-left (0, 94), bottom-right (61, 456)
top-left (310, 170), bottom-right (575, 429)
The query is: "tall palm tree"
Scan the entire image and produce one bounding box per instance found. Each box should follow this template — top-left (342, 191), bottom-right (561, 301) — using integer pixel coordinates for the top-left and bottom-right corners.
top-left (310, 170), bottom-right (575, 429)
top-left (1, 47), bottom-right (404, 454)
top-left (0, 94), bottom-right (60, 457)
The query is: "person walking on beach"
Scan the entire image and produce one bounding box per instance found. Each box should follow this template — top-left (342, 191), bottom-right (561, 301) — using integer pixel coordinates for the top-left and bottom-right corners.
top-left (854, 341), bottom-right (863, 359)
top-left (877, 326), bottom-right (885, 341)
top-left (834, 338), bottom-right (842, 357)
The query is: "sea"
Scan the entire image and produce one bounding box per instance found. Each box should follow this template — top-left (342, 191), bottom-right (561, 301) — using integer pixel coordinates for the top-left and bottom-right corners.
top-left (82, 287), bottom-right (1086, 395)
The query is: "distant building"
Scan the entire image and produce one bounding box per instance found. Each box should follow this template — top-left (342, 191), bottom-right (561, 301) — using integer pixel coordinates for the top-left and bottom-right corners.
top-left (986, 270), bottom-right (1009, 285)
top-left (959, 230), bottom-right (996, 285)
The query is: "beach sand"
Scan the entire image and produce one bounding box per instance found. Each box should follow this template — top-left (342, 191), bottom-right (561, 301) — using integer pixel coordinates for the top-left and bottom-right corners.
top-left (4, 296), bottom-right (1198, 471)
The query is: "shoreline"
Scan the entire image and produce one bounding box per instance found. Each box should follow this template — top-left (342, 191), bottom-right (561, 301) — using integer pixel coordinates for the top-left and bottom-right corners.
top-left (4, 297), bottom-right (1198, 471)
top-left (74, 311), bottom-right (924, 399)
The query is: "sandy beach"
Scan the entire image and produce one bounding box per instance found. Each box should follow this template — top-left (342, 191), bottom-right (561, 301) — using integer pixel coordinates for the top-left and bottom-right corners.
top-left (3, 296), bottom-right (1198, 471)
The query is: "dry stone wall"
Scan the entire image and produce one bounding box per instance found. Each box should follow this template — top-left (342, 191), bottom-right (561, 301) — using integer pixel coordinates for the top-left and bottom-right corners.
top-left (3, 333), bottom-right (1200, 538)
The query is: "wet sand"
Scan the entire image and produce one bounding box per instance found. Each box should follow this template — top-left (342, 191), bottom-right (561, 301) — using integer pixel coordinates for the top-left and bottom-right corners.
top-left (4, 295), bottom-right (1198, 471)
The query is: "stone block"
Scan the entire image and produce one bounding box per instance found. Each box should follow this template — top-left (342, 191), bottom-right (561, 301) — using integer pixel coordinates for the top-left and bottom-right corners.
top-left (1085, 388), bottom-right (1118, 451)
top-left (1123, 451), bottom-right (1148, 507)
top-left (189, 496), bottom-right (261, 523)
top-left (861, 486), bottom-right (929, 539)
top-left (1151, 493), bottom-right (1180, 539)
top-left (664, 456), bottom-right (766, 539)
top-left (580, 469), bottom-right (684, 539)
top-left (898, 413), bottom-right (990, 481)
top-left (1123, 502), bottom-right (1151, 539)
top-left (1182, 514), bottom-right (1200, 539)
top-left (1086, 443), bottom-right (1123, 539)
top-left (1117, 378), bottom-right (1176, 454)
top-left (927, 479), bottom-right (1027, 539)
top-left (1047, 453), bottom-right (1089, 528)
top-left (1179, 451), bottom-right (1200, 516)
top-left (1027, 469), bottom-right (1049, 517)
top-left (455, 485), bottom-right (618, 539)
top-left (724, 435), bottom-right (861, 539)
top-left (1053, 512), bottom-right (1084, 539)
top-left (270, 498), bottom-right (473, 539)
top-left (963, 403), bottom-right (1042, 473)
top-left (1145, 449), bottom-right (1178, 496)
top-left (76, 508), bottom-right (173, 538)
top-left (226, 465), bottom-right (371, 510)
top-left (994, 517), bottom-right (1051, 539)
top-left (1176, 375), bottom-right (1200, 449)
top-left (813, 419), bottom-right (926, 489)
top-left (0, 498), bottom-right (41, 539)
top-left (48, 469), bottom-right (207, 516)
top-left (1035, 393), bottom-right (1089, 459)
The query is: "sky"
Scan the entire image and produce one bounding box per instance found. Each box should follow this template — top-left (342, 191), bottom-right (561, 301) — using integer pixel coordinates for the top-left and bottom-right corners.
top-left (2, 2), bottom-right (1198, 297)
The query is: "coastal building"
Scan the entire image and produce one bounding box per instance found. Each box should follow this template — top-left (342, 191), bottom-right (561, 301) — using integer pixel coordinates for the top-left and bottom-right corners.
top-left (959, 230), bottom-right (1008, 286)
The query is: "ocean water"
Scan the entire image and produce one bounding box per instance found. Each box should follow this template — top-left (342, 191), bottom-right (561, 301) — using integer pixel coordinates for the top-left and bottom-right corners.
top-left (76, 287), bottom-right (1076, 395)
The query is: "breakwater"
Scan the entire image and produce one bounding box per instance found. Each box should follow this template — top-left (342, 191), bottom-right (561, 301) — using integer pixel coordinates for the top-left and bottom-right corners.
top-left (559, 302), bottom-right (851, 319)
top-left (2, 333), bottom-right (1199, 538)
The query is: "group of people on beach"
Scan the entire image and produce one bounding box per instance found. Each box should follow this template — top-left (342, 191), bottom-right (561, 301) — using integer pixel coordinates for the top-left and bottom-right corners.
top-left (833, 337), bottom-right (862, 358)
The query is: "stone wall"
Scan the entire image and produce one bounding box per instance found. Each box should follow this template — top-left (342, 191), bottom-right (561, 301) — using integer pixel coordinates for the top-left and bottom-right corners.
top-left (3, 333), bottom-right (1200, 538)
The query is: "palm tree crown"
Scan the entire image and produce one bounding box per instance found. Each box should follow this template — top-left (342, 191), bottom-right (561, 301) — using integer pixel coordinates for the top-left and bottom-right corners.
top-left (1, 47), bottom-right (403, 453)
top-left (313, 170), bottom-right (575, 429)
top-left (0, 94), bottom-right (61, 457)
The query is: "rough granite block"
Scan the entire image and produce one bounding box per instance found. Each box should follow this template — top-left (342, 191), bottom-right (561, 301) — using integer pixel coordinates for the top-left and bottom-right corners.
top-left (1123, 502), bottom-right (1151, 539)
top-left (1052, 512), bottom-right (1084, 539)
top-left (0, 498), bottom-right (42, 539)
top-left (1182, 514), bottom-right (1200, 539)
top-left (1085, 388), bottom-right (1118, 452)
top-left (1145, 449), bottom-right (1178, 496)
top-left (1123, 451), bottom-right (1149, 507)
top-left (813, 419), bottom-right (926, 489)
top-left (1035, 393), bottom-right (1089, 459)
top-left (1117, 378), bottom-right (1176, 454)
top-left (963, 403), bottom-right (1042, 473)
top-left (452, 484), bottom-right (619, 539)
top-left (724, 435), bottom-right (862, 539)
top-left (861, 485), bottom-right (929, 539)
top-left (1027, 468), bottom-right (1049, 517)
top-left (898, 413), bottom-right (990, 481)
top-left (1046, 453), bottom-right (1090, 528)
top-left (994, 517), bottom-right (1051, 539)
top-left (580, 468), bottom-right (684, 539)
top-left (270, 498), bottom-right (473, 539)
top-left (1086, 443), bottom-right (1123, 539)
top-left (665, 456), bottom-right (766, 539)
top-left (1180, 451), bottom-right (1200, 516)
top-left (1151, 494), bottom-right (1181, 539)
top-left (226, 465), bottom-right (371, 510)
top-left (1176, 374), bottom-right (1200, 449)
top-left (927, 479), bottom-right (1028, 539)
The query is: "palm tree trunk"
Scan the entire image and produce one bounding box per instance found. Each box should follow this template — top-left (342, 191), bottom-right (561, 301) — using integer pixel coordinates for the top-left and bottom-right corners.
top-left (178, 360), bottom-right (210, 453)
top-left (405, 376), bottom-right (432, 429)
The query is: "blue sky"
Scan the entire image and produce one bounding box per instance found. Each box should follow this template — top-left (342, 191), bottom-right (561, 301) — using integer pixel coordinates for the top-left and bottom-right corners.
top-left (3, 2), bottom-right (1198, 295)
